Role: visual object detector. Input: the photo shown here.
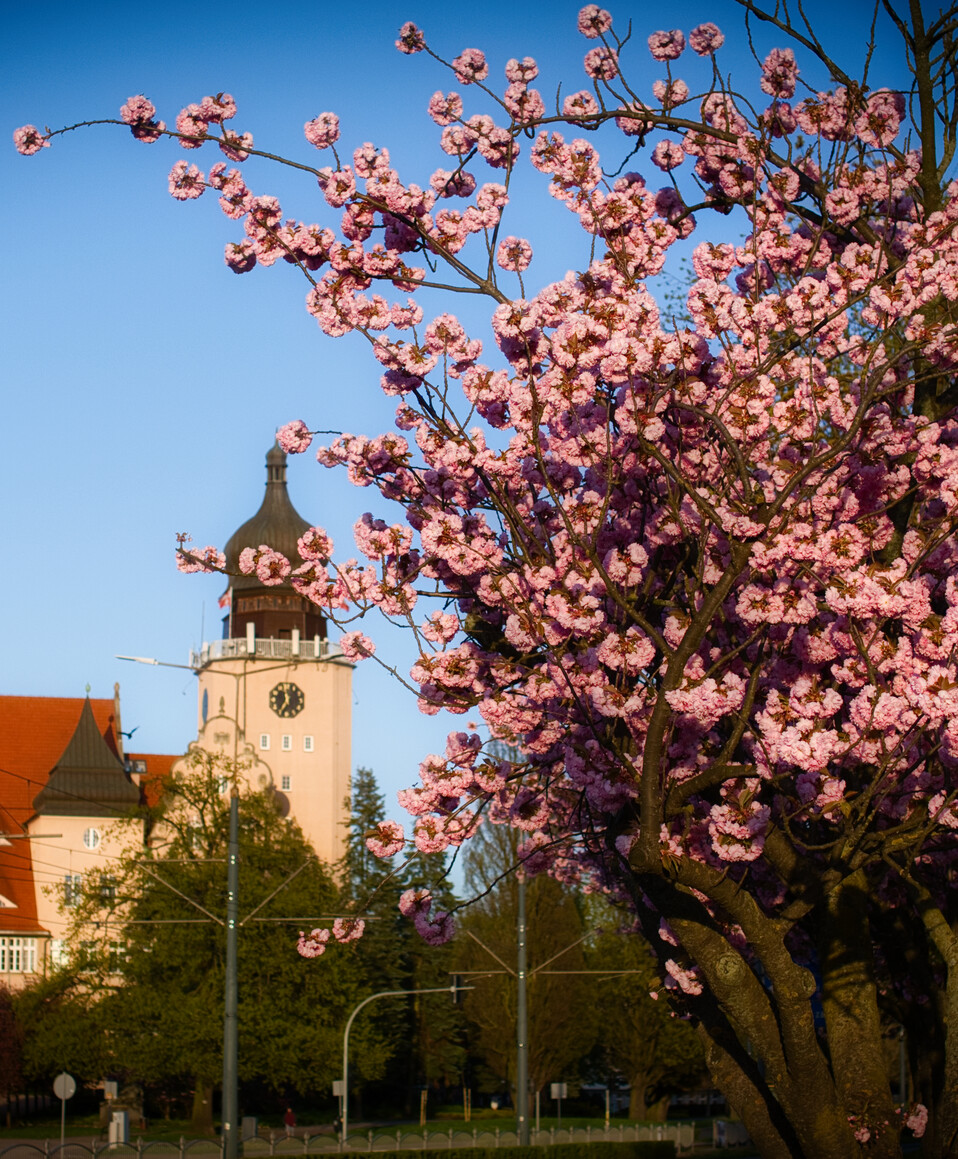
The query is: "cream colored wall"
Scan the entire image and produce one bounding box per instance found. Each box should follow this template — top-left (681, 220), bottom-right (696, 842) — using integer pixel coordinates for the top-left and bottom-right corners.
top-left (26, 812), bottom-right (142, 952)
top-left (192, 654), bottom-right (352, 868)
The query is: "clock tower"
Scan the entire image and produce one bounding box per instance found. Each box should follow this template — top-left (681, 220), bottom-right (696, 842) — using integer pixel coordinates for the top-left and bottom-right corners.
top-left (181, 444), bottom-right (352, 867)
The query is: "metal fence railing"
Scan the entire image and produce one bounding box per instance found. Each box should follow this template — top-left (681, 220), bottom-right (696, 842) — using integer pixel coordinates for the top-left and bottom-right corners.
top-left (0, 1121), bottom-right (709, 1159)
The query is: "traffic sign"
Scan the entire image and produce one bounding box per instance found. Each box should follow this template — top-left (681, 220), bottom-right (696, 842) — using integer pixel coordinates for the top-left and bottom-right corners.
top-left (53, 1073), bottom-right (76, 1101)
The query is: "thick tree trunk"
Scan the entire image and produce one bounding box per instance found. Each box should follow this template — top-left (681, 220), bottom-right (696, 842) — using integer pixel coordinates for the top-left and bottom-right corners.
top-left (190, 1081), bottom-right (214, 1136)
top-left (821, 871), bottom-right (899, 1159)
top-left (627, 1080), bottom-right (649, 1121)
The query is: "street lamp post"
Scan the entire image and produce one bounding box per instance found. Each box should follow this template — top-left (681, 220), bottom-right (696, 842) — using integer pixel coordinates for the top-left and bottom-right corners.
top-left (222, 789), bottom-right (240, 1159)
top-left (516, 876), bottom-right (529, 1146)
top-left (340, 983), bottom-right (469, 1146)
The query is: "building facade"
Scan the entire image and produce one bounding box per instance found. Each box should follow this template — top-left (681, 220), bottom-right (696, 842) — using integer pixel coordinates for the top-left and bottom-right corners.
top-left (0, 692), bottom-right (173, 990)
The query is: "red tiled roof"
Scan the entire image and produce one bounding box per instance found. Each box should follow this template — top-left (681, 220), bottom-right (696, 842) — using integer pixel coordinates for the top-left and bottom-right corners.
top-left (128, 752), bottom-right (179, 809)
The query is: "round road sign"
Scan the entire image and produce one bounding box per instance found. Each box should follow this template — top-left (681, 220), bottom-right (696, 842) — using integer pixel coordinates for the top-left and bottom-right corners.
top-left (53, 1073), bottom-right (76, 1100)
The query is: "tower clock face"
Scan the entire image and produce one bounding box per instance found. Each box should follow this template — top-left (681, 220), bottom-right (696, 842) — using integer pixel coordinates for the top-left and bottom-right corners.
top-left (269, 682), bottom-right (305, 718)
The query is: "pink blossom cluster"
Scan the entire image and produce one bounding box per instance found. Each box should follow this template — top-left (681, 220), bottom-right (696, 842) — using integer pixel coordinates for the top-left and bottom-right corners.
top-left (398, 887), bottom-right (456, 944)
top-left (175, 545), bottom-right (226, 574)
top-left (365, 819), bottom-right (406, 858)
top-left (276, 419), bottom-right (312, 453)
top-left (238, 544), bottom-right (291, 585)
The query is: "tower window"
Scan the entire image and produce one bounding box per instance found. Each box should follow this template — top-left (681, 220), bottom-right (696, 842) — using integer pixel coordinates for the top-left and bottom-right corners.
top-left (260, 734), bottom-right (270, 751)
top-left (83, 827), bottom-right (101, 850)
top-left (303, 735), bottom-right (314, 752)
top-left (281, 735), bottom-right (292, 751)
top-left (281, 775), bottom-right (291, 791)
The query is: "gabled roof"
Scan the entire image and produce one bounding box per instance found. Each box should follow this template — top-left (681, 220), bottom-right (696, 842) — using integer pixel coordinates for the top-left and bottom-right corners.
top-left (33, 699), bottom-right (140, 817)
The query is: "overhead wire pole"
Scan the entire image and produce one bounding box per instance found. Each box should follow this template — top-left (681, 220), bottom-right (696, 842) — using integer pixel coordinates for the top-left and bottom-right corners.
top-left (222, 787), bottom-right (240, 1159)
top-left (516, 875), bottom-right (529, 1146)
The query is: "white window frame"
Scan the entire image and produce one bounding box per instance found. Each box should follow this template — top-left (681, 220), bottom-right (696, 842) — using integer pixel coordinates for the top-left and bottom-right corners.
top-left (83, 827), bottom-right (101, 850)
top-left (281, 774), bottom-right (291, 791)
top-left (303, 735), bottom-right (314, 752)
top-left (281, 734), bottom-right (292, 752)
top-left (0, 936), bottom-right (37, 973)
top-left (259, 733), bottom-right (270, 751)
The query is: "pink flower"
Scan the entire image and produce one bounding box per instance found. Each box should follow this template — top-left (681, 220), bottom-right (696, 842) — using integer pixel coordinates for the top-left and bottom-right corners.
top-left (304, 113), bottom-right (340, 150)
top-left (399, 888), bottom-right (432, 918)
top-left (175, 103), bottom-right (208, 147)
top-left (366, 820), bottom-right (406, 858)
top-left (427, 92), bottom-right (463, 127)
top-left (176, 545), bottom-right (226, 574)
top-left (332, 917), bottom-right (366, 943)
top-left (452, 48), bottom-right (489, 85)
top-left (255, 548), bottom-right (292, 585)
top-left (855, 89), bottom-right (905, 147)
top-left (340, 631), bottom-right (376, 660)
top-left (652, 79), bottom-right (689, 107)
top-left (224, 240), bottom-right (256, 273)
top-left (496, 236), bottom-right (533, 272)
top-left (648, 30), bottom-right (686, 61)
top-left (760, 48), bottom-right (799, 99)
top-left (584, 47), bottom-right (618, 80)
top-left (577, 5), bottom-right (612, 38)
top-left (396, 21), bottom-right (425, 54)
top-left (652, 140), bottom-right (685, 171)
top-left (505, 57), bottom-right (538, 83)
top-left (414, 910), bottom-right (456, 945)
top-left (219, 130), bottom-right (252, 162)
top-left (13, 126), bottom-right (49, 155)
top-left (689, 23), bottom-right (724, 55)
top-left (905, 1105), bottom-right (928, 1138)
top-left (168, 161), bottom-right (205, 200)
top-left (120, 95), bottom-right (156, 126)
top-left (199, 93), bottom-right (237, 123)
top-left (277, 419), bottom-right (312, 453)
top-left (297, 526), bottom-right (333, 560)
top-left (296, 927), bottom-right (330, 958)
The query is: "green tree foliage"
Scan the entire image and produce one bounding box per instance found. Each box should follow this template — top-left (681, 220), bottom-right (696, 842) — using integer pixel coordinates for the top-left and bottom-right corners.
top-left (0, 983), bottom-right (25, 1125)
top-left (338, 767), bottom-right (465, 1112)
top-left (14, 962), bottom-right (115, 1087)
top-left (584, 914), bottom-right (705, 1120)
top-left (456, 823), bottom-right (598, 1106)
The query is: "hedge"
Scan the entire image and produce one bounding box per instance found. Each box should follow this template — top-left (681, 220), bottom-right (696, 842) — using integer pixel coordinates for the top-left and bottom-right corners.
top-left (338, 1144), bottom-right (676, 1159)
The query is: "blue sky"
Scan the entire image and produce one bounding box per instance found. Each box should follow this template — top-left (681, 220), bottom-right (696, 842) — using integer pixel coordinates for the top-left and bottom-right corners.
top-left (3, 0), bottom-right (913, 812)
